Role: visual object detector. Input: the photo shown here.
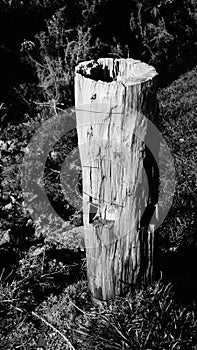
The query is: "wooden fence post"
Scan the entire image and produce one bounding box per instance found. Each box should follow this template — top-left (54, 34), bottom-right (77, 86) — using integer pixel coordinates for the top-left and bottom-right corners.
top-left (75, 58), bottom-right (159, 301)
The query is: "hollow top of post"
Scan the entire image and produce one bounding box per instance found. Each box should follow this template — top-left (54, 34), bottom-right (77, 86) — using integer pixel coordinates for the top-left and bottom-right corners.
top-left (75, 58), bottom-right (158, 86)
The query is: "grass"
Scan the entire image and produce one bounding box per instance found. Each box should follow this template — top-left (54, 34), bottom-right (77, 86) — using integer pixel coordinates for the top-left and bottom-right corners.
top-left (1, 279), bottom-right (197, 349)
top-left (157, 66), bottom-right (197, 251)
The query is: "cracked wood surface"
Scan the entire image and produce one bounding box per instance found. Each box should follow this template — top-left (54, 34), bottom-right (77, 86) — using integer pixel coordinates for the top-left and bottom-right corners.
top-left (75, 58), bottom-right (159, 300)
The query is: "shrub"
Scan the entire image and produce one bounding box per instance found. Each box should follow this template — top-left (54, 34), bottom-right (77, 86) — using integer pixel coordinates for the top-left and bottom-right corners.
top-left (21, 9), bottom-right (94, 109)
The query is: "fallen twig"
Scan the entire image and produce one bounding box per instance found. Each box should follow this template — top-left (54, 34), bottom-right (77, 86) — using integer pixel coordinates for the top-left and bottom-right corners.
top-left (32, 311), bottom-right (76, 350)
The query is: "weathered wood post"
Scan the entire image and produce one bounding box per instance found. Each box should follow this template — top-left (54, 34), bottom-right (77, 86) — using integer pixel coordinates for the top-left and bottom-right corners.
top-left (75, 58), bottom-right (159, 301)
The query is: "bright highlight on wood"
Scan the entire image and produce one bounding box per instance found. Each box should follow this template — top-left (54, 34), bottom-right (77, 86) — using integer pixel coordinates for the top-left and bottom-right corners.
top-left (75, 58), bottom-right (159, 301)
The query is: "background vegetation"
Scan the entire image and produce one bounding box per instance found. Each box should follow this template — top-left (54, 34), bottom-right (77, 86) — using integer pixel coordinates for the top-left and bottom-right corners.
top-left (0, 0), bottom-right (197, 348)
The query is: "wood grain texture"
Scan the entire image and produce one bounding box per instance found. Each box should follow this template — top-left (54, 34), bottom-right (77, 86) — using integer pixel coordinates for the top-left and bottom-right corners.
top-left (75, 58), bottom-right (159, 300)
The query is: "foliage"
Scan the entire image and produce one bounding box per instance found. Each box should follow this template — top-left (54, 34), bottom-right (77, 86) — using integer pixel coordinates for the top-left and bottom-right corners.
top-left (128, 0), bottom-right (197, 83)
top-left (0, 114), bottom-right (38, 246)
top-left (0, 102), bottom-right (81, 249)
top-left (1, 0), bottom-right (197, 123)
top-left (33, 24), bottom-right (92, 107)
top-left (27, 0), bottom-right (197, 104)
